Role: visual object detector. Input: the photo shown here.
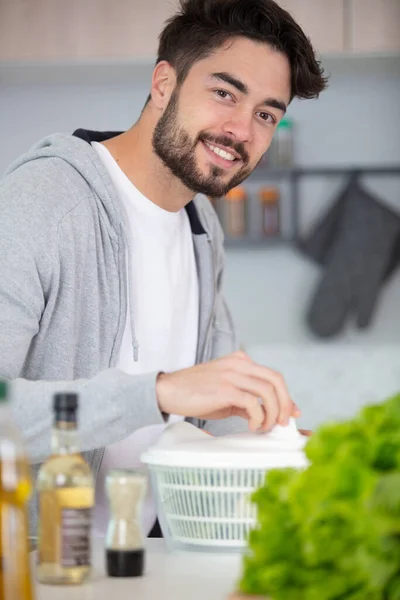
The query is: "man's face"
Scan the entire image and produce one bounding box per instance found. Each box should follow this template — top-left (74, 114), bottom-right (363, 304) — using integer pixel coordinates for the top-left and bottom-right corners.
top-left (152, 37), bottom-right (291, 198)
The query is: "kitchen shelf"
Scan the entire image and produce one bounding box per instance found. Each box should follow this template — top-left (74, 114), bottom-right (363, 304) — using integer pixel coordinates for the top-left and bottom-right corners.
top-left (222, 164), bottom-right (400, 247)
top-left (251, 165), bottom-right (400, 179)
top-left (224, 237), bottom-right (286, 249)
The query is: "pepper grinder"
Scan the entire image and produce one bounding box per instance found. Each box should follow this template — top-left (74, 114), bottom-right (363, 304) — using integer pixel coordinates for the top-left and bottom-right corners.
top-left (105, 469), bottom-right (147, 577)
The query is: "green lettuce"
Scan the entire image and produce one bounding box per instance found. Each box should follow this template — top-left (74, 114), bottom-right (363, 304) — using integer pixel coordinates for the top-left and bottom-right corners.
top-left (239, 393), bottom-right (400, 599)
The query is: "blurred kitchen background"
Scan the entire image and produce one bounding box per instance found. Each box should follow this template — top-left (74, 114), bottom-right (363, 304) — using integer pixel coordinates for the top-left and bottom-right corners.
top-left (1, 0), bottom-right (400, 429)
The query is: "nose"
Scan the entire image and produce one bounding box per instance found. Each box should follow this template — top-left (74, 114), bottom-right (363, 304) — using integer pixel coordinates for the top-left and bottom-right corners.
top-left (222, 107), bottom-right (253, 143)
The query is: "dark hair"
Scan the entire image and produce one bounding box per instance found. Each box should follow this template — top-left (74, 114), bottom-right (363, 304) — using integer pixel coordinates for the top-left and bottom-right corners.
top-left (155, 0), bottom-right (328, 102)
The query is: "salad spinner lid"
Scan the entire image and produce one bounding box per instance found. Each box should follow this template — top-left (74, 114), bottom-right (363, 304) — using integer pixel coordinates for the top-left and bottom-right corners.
top-left (141, 418), bottom-right (308, 469)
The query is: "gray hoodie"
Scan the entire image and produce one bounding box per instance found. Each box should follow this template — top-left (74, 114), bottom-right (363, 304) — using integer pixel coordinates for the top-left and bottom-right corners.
top-left (0, 129), bottom-right (245, 532)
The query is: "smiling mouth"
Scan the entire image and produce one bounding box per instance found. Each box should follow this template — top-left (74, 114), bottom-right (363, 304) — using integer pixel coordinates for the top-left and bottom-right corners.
top-left (201, 140), bottom-right (241, 168)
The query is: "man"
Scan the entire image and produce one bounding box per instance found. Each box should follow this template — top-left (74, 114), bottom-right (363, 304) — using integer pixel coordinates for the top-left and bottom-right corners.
top-left (0, 0), bottom-right (326, 535)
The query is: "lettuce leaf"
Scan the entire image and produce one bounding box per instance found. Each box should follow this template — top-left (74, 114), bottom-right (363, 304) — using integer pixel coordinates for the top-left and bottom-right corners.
top-left (239, 393), bottom-right (400, 599)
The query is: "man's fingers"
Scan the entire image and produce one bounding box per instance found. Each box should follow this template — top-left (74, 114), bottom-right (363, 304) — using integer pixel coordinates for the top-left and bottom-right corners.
top-left (230, 406), bottom-right (259, 424)
top-left (230, 359), bottom-right (294, 425)
top-left (231, 391), bottom-right (265, 431)
top-left (298, 428), bottom-right (312, 437)
top-left (292, 404), bottom-right (301, 418)
top-left (229, 372), bottom-right (279, 432)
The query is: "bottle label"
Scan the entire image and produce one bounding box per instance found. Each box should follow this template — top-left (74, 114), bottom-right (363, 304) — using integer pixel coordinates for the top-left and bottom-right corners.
top-left (61, 508), bottom-right (91, 567)
top-left (38, 488), bottom-right (93, 568)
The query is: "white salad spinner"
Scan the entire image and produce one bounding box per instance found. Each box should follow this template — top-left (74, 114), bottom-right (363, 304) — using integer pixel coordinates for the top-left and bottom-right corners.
top-left (141, 418), bottom-right (308, 551)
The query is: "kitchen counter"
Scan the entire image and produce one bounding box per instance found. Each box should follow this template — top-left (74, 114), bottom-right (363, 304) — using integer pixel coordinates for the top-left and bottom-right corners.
top-left (35, 538), bottom-right (244, 600)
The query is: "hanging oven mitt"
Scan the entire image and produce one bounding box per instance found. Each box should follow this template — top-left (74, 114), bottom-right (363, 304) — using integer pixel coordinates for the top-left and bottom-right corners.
top-left (306, 182), bottom-right (400, 337)
top-left (298, 178), bottom-right (352, 266)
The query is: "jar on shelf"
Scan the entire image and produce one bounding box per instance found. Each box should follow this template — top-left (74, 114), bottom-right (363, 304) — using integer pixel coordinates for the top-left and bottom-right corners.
top-left (223, 186), bottom-right (247, 237)
top-left (259, 186), bottom-right (280, 237)
top-left (275, 117), bottom-right (294, 166)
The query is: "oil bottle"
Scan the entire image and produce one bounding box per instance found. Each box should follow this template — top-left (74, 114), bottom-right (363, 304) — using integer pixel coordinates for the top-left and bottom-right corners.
top-left (36, 393), bottom-right (94, 585)
top-left (0, 379), bottom-right (35, 600)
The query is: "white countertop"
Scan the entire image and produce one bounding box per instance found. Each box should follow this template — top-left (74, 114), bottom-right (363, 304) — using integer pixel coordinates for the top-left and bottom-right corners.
top-left (35, 538), bottom-right (243, 600)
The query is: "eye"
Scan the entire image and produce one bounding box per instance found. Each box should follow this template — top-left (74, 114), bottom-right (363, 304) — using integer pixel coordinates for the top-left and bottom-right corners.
top-left (214, 89), bottom-right (234, 101)
top-left (257, 111), bottom-right (276, 125)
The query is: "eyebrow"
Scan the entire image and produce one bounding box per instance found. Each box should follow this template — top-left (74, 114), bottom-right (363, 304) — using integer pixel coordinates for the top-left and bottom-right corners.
top-left (210, 71), bottom-right (287, 114)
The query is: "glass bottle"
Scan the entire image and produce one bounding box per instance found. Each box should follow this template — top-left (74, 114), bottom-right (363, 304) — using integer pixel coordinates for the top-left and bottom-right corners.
top-left (0, 379), bottom-right (35, 600)
top-left (105, 469), bottom-right (146, 578)
top-left (223, 186), bottom-right (247, 237)
top-left (36, 393), bottom-right (94, 585)
top-left (259, 186), bottom-right (280, 237)
top-left (276, 117), bottom-right (294, 166)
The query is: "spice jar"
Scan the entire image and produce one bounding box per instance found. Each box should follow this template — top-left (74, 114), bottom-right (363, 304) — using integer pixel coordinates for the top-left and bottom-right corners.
top-left (223, 186), bottom-right (247, 237)
top-left (259, 186), bottom-right (280, 237)
top-left (105, 469), bottom-right (147, 578)
top-left (275, 117), bottom-right (294, 166)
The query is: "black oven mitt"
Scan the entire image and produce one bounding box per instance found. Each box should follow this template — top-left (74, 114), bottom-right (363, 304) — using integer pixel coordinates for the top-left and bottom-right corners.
top-left (301, 181), bottom-right (400, 337)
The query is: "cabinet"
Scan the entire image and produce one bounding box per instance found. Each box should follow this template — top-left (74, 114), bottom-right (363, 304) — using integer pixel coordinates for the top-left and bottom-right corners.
top-left (349, 0), bottom-right (400, 53)
top-left (0, 0), bottom-right (179, 61)
top-left (278, 0), bottom-right (346, 54)
top-left (0, 0), bottom-right (399, 63)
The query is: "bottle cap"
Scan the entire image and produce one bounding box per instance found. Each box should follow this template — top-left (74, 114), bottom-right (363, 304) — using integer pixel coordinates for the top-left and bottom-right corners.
top-left (0, 380), bottom-right (8, 403)
top-left (278, 117), bottom-right (293, 129)
top-left (54, 393), bottom-right (78, 422)
top-left (259, 187), bottom-right (280, 203)
top-left (225, 186), bottom-right (247, 202)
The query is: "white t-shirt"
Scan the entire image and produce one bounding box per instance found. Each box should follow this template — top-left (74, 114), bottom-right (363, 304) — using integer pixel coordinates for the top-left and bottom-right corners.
top-left (92, 142), bottom-right (199, 536)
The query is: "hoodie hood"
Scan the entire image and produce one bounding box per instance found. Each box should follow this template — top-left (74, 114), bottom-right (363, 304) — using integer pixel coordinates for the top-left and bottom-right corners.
top-left (5, 130), bottom-right (142, 358)
top-left (5, 130), bottom-right (126, 237)
top-left (6, 128), bottom-right (207, 236)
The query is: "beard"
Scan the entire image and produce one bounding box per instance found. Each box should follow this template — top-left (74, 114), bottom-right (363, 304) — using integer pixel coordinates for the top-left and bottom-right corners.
top-left (152, 88), bottom-right (254, 199)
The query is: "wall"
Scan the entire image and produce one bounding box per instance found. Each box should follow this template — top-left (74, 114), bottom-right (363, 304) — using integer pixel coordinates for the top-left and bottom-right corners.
top-left (0, 62), bottom-right (153, 173)
top-left (1, 56), bottom-right (400, 351)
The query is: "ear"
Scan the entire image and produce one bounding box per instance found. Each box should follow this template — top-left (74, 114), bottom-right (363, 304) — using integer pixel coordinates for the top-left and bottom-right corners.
top-left (150, 61), bottom-right (177, 110)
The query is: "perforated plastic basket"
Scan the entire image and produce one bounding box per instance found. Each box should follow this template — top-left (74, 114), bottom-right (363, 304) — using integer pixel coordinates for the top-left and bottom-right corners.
top-left (149, 464), bottom-right (266, 549)
top-left (142, 420), bottom-right (308, 552)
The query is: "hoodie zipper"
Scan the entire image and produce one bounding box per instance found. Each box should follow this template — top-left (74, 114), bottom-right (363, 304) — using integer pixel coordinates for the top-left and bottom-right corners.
top-left (96, 446), bottom-right (106, 480)
top-left (200, 235), bottom-right (217, 362)
top-left (120, 223), bottom-right (140, 363)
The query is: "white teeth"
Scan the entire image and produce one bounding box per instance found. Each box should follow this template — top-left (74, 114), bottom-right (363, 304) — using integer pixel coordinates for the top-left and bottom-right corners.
top-left (205, 142), bottom-right (236, 162)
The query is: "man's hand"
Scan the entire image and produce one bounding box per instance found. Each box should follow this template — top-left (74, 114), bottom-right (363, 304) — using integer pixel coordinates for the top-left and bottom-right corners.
top-left (156, 351), bottom-right (300, 432)
top-left (298, 429), bottom-right (312, 437)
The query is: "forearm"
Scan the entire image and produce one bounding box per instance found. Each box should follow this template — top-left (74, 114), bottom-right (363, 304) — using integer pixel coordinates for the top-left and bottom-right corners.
top-left (9, 369), bottom-right (165, 462)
